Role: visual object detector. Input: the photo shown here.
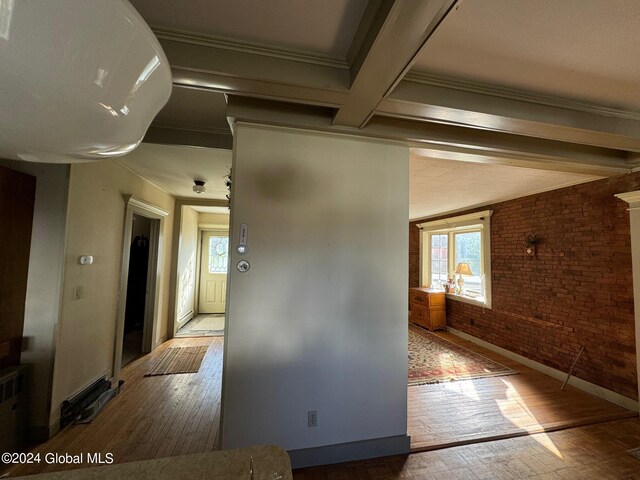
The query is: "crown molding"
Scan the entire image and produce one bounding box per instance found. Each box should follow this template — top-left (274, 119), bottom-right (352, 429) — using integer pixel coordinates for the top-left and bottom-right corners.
top-left (152, 27), bottom-right (349, 70)
top-left (404, 71), bottom-right (640, 121)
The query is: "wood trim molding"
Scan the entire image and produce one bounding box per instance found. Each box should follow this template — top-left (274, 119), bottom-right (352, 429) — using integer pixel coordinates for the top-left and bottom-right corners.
top-left (417, 209), bottom-right (493, 230)
top-left (404, 72), bottom-right (640, 121)
top-left (152, 27), bottom-right (348, 69)
top-left (125, 195), bottom-right (169, 218)
top-left (616, 190), bottom-right (640, 209)
top-left (380, 82), bottom-right (640, 152)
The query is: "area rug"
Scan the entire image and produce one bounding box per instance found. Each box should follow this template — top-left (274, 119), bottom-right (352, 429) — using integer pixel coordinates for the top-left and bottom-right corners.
top-left (190, 315), bottom-right (225, 331)
top-left (409, 325), bottom-right (517, 386)
top-left (144, 346), bottom-right (208, 376)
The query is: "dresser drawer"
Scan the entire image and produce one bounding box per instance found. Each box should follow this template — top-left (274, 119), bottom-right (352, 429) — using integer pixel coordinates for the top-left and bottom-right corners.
top-left (410, 304), bottom-right (430, 328)
top-left (409, 291), bottom-right (429, 306)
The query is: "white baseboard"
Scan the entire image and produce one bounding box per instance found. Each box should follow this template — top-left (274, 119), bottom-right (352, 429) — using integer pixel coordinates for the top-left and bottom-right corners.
top-left (177, 309), bottom-right (194, 329)
top-left (448, 327), bottom-right (640, 413)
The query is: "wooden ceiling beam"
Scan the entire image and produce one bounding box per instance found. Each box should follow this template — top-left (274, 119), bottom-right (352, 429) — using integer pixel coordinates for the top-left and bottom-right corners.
top-left (331, 0), bottom-right (458, 128)
top-left (377, 75), bottom-right (640, 152)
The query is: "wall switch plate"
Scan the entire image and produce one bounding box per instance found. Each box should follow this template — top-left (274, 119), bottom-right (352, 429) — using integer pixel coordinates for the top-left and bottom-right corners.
top-left (79, 255), bottom-right (94, 265)
top-left (73, 286), bottom-right (83, 300)
top-left (308, 410), bottom-right (318, 427)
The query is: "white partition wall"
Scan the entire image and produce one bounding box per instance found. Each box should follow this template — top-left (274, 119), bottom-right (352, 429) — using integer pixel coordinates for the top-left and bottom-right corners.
top-left (616, 191), bottom-right (640, 410)
top-left (221, 124), bottom-right (410, 467)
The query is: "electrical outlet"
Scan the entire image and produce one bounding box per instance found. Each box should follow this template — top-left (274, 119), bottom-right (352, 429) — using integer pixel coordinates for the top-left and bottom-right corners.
top-left (73, 286), bottom-right (83, 300)
top-left (308, 410), bottom-right (318, 428)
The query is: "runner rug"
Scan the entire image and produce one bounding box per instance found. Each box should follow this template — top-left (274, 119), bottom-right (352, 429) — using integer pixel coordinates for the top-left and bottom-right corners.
top-left (144, 346), bottom-right (208, 376)
top-left (409, 324), bottom-right (517, 386)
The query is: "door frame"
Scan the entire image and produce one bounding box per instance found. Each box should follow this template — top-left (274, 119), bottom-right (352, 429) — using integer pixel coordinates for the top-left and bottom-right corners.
top-left (195, 227), bottom-right (230, 315)
top-left (113, 195), bottom-right (169, 384)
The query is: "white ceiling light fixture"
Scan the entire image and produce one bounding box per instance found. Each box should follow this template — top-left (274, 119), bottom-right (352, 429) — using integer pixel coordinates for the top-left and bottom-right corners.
top-left (0, 0), bottom-right (172, 164)
top-left (193, 180), bottom-right (206, 194)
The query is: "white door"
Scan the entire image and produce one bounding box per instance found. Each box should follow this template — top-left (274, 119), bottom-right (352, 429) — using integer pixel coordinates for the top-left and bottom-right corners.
top-left (198, 231), bottom-right (229, 314)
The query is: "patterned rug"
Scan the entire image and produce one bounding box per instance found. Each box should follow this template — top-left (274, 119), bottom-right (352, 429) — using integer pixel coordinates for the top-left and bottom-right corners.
top-left (144, 346), bottom-right (208, 376)
top-left (409, 325), bottom-right (517, 386)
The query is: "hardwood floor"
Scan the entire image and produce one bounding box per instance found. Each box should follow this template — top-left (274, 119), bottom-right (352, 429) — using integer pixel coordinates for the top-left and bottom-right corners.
top-left (6, 330), bottom-right (637, 478)
top-left (408, 331), bottom-right (636, 451)
top-left (294, 418), bottom-right (640, 479)
top-left (6, 337), bottom-right (223, 478)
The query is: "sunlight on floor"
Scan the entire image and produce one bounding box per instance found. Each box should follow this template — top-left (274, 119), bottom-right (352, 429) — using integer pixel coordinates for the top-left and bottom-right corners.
top-left (495, 378), bottom-right (564, 458)
top-left (443, 378), bottom-right (481, 402)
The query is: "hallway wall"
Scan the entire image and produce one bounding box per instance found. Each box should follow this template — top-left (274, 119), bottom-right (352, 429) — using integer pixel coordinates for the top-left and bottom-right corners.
top-left (49, 160), bottom-right (175, 425)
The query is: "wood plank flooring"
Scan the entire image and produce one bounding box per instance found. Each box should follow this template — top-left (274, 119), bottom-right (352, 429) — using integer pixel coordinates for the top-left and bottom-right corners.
top-left (408, 331), bottom-right (636, 451)
top-left (5, 330), bottom-right (636, 478)
top-left (6, 337), bottom-right (223, 478)
top-left (294, 418), bottom-right (640, 479)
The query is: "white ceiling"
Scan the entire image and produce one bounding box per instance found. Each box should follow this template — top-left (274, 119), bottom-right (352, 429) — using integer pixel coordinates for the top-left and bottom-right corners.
top-left (130, 0), bottom-right (369, 59)
top-left (409, 154), bottom-right (601, 220)
top-left (411, 0), bottom-right (640, 109)
top-left (117, 143), bottom-right (232, 200)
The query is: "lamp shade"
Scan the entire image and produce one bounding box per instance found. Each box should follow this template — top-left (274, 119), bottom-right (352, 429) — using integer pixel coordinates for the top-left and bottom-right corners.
top-left (454, 262), bottom-right (474, 276)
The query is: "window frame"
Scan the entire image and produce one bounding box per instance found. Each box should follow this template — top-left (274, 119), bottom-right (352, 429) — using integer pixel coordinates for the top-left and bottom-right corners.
top-left (418, 210), bottom-right (493, 309)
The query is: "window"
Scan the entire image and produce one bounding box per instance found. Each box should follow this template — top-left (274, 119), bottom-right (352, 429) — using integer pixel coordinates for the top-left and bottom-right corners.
top-left (430, 234), bottom-right (448, 286)
top-left (208, 235), bottom-right (229, 273)
top-left (419, 210), bottom-right (492, 308)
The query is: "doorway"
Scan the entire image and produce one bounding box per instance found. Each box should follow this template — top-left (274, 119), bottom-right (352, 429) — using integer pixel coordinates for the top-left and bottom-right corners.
top-left (121, 214), bottom-right (153, 367)
top-left (198, 230), bottom-right (229, 314)
top-left (176, 229), bottom-right (228, 337)
top-left (113, 195), bottom-right (168, 384)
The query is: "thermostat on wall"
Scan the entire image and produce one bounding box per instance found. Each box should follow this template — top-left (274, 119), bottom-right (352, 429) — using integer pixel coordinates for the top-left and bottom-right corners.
top-left (79, 255), bottom-right (94, 265)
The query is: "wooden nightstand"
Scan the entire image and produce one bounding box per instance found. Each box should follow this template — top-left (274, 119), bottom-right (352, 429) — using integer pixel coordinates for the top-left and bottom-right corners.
top-left (409, 287), bottom-right (446, 331)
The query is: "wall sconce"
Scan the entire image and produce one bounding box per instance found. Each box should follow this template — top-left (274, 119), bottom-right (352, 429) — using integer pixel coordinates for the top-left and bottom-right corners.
top-left (524, 233), bottom-right (539, 256)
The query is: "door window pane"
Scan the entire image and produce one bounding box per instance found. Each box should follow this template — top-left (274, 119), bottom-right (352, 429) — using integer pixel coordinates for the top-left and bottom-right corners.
top-left (430, 234), bottom-right (448, 286)
top-left (454, 231), bottom-right (481, 292)
top-left (208, 236), bottom-right (229, 273)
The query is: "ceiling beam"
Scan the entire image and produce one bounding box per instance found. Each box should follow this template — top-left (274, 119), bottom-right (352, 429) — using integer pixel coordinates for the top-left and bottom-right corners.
top-left (377, 75), bottom-right (640, 152)
top-left (144, 124), bottom-right (233, 150)
top-left (331, 0), bottom-right (457, 128)
top-left (227, 96), bottom-right (629, 176)
top-left (156, 32), bottom-right (349, 108)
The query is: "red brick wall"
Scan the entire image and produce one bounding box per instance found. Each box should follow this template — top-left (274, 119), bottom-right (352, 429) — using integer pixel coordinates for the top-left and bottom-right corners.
top-left (409, 172), bottom-right (640, 400)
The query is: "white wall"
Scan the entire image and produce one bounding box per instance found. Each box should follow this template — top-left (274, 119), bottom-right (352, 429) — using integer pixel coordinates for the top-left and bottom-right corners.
top-left (177, 206), bottom-right (198, 324)
top-left (50, 160), bottom-right (174, 422)
top-left (0, 159), bottom-right (69, 436)
top-left (198, 212), bottom-right (229, 229)
top-left (222, 125), bottom-right (409, 459)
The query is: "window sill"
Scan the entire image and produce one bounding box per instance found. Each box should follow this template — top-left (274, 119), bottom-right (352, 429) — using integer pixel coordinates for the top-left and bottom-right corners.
top-left (445, 293), bottom-right (491, 309)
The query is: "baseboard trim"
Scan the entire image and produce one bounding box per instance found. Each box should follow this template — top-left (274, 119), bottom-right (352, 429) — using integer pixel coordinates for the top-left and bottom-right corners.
top-left (177, 309), bottom-right (194, 329)
top-left (288, 434), bottom-right (410, 469)
top-left (448, 327), bottom-right (640, 412)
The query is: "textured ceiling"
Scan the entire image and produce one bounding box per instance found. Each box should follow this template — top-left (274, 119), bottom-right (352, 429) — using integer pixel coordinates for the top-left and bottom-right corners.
top-left (409, 155), bottom-right (602, 220)
top-left (117, 143), bottom-right (232, 200)
top-left (130, 0), bottom-right (369, 59)
top-left (411, 0), bottom-right (640, 109)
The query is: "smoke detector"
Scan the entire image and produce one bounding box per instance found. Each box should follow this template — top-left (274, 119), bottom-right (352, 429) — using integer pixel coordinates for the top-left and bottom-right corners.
top-left (193, 180), bottom-right (206, 194)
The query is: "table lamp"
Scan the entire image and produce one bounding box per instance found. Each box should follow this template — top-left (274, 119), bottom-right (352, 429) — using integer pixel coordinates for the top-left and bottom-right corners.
top-left (454, 262), bottom-right (473, 294)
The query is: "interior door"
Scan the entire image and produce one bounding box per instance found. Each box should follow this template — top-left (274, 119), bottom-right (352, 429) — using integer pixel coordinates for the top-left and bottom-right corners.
top-left (198, 231), bottom-right (229, 314)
